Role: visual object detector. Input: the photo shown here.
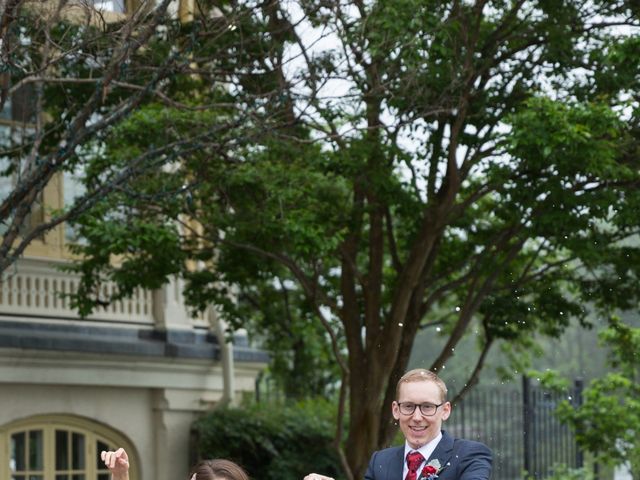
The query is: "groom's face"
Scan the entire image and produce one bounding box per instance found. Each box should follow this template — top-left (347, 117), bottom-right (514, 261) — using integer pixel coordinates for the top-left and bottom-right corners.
top-left (392, 380), bottom-right (451, 449)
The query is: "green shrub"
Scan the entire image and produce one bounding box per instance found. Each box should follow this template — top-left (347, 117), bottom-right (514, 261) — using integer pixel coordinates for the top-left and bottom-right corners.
top-left (193, 400), bottom-right (343, 480)
top-left (543, 464), bottom-right (593, 480)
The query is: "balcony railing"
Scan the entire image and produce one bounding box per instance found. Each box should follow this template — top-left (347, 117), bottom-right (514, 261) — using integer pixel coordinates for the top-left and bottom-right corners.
top-left (0, 257), bottom-right (207, 327)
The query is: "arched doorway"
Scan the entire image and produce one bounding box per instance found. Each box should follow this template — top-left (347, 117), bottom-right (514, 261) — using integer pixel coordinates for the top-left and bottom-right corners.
top-left (0, 414), bottom-right (139, 480)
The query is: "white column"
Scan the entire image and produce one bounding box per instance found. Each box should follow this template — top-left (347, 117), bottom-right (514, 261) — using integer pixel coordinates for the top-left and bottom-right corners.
top-left (209, 308), bottom-right (235, 405)
top-left (152, 389), bottom-right (194, 480)
top-left (153, 276), bottom-right (192, 330)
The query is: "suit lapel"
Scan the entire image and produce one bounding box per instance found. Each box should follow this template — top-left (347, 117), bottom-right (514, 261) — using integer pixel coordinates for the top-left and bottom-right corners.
top-left (425, 430), bottom-right (454, 473)
top-left (390, 446), bottom-right (405, 480)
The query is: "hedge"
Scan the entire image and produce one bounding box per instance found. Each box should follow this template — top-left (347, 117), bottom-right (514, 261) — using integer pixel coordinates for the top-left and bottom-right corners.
top-left (193, 401), bottom-right (343, 480)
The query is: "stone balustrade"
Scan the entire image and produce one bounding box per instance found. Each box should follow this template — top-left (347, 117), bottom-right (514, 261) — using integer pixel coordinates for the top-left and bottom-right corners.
top-left (0, 257), bottom-right (207, 328)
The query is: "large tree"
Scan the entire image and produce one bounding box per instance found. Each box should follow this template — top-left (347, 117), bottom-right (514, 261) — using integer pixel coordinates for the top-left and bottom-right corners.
top-left (27, 1), bottom-right (640, 479)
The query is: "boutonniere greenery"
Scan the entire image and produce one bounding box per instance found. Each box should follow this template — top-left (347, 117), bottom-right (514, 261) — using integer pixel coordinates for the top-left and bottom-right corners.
top-left (420, 459), bottom-right (442, 480)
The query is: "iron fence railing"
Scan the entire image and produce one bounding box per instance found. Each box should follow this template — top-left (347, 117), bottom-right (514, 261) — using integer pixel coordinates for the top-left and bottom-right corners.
top-left (447, 377), bottom-right (584, 480)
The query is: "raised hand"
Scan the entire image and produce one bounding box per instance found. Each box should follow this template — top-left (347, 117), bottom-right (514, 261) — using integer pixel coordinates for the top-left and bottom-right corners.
top-left (101, 448), bottom-right (130, 480)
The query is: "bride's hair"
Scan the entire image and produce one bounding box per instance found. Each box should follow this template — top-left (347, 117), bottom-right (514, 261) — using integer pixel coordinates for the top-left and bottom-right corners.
top-left (189, 459), bottom-right (249, 480)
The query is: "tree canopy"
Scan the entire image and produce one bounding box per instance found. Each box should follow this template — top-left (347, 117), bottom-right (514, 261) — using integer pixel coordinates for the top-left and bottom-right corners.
top-left (0, 0), bottom-right (264, 270)
top-left (4, 1), bottom-right (640, 479)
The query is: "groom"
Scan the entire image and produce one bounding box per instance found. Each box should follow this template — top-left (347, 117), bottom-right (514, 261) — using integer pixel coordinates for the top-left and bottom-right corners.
top-left (306, 368), bottom-right (492, 480)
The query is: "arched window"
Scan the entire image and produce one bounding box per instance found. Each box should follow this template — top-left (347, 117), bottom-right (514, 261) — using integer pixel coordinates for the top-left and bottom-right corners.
top-left (0, 415), bottom-right (139, 480)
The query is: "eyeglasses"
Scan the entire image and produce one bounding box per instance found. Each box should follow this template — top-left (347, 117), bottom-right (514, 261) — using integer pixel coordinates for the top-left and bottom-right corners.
top-left (397, 402), bottom-right (443, 416)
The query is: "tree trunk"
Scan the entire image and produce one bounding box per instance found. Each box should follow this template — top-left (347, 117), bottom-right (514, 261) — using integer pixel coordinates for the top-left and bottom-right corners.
top-left (345, 400), bottom-right (380, 480)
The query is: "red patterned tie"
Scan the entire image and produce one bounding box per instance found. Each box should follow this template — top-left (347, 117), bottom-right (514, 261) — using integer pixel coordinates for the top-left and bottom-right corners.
top-left (405, 451), bottom-right (425, 480)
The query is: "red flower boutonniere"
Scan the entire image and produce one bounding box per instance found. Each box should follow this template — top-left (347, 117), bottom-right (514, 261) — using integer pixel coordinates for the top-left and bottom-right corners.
top-left (420, 459), bottom-right (442, 480)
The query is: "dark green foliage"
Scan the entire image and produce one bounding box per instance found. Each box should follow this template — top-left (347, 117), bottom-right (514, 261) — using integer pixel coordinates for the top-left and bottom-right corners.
top-left (193, 402), bottom-right (342, 480)
top-left (62, 199), bottom-right (187, 316)
top-left (231, 277), bottom-right (342, 399)
top-left (556, 316), bottom-right (640, 476)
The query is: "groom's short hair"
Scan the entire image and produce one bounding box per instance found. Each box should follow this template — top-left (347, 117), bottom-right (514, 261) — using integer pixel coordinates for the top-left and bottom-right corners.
top-left (396, 368), bottom-right (448, 402)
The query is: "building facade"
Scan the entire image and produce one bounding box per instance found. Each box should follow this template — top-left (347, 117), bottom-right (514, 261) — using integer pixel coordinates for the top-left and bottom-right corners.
top-left (0, 1), bottom-right (268, 478)
top-left (0, 255), bottom-right (268, 480)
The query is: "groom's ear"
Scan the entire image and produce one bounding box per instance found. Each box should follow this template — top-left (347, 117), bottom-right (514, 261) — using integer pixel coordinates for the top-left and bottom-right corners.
top-left (441, 402), bottom-right (452, 421)
top-left (392, 401), bottom-right (401, 420)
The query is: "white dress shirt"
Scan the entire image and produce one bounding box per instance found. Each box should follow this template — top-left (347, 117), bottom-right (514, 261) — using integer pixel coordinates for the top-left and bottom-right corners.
top-left (402, 432), bottom-right (443, 480)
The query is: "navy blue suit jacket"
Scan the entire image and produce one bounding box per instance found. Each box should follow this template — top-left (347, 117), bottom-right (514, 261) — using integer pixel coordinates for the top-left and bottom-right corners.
top-left (364, 431), bottom-right (492, 480)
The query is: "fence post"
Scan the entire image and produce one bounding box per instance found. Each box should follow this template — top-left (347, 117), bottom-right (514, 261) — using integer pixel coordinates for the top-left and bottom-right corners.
top-left (255, 371), bottom-right (263, 402)
top-left (459, 399), bottom-right (466, 439)
top-left (522, 375), bottom-right (533, 478)
top-left (573, 378), bottom-right (584, 470)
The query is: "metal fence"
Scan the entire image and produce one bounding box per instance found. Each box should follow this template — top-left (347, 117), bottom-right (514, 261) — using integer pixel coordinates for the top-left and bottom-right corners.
top-left (446, 377), bottom-right (584, 480)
